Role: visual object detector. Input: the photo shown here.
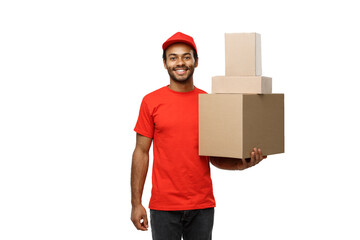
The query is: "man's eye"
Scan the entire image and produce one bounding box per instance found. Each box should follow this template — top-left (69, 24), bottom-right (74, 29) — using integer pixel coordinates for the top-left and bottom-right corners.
top-left (170, 57), bottom-right (176, 61)
top-left (184, 56), bottom-right (190, 60)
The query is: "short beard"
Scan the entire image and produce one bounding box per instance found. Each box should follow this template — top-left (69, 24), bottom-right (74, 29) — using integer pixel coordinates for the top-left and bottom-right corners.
top-left (166, 66), bottom-right (195, 83)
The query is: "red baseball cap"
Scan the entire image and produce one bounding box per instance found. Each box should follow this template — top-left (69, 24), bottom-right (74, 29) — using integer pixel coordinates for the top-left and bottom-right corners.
top-left (162, 32), bottom-right (197, 53)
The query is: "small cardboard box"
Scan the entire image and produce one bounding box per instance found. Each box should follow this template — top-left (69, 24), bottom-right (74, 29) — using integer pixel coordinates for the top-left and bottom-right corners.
top-left (199, 94), bottom-right (284, 159)
top-left (212, 76), bottom-right (272, 94)
top-left (225, 33), bottom-right (262, 76)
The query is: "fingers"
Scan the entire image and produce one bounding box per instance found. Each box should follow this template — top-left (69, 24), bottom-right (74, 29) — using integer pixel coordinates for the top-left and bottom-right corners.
top-left (131, 206), bottom-right (149, 231)
top-left (133, 215), bottom-right (148, 231)
top-left (139, 218), bottom-right (148, 231)
top-left (250, 151), bottom-right (256, 166)
top-left (133, 219), bottom-right (142, 230)
top-left (257, 148), bottom-right (263, 162)
top-left (249, 148), bottom-right (266, 167)
top-left (142, 215), bottom-right (149, 230)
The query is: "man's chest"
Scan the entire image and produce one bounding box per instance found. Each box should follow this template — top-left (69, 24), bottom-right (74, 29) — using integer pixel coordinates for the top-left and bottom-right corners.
top-left (152, 99), bottom-right (198, 134)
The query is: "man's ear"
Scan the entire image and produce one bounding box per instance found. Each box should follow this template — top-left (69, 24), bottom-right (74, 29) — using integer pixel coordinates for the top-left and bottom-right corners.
top-left (163, 59), bottom-right (167, 69)
top-left (194, 57), bottom-right (199, 68)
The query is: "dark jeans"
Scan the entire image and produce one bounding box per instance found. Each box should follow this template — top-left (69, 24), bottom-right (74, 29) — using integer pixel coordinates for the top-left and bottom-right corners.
top-left (150, 208), bottom-right (214, 240)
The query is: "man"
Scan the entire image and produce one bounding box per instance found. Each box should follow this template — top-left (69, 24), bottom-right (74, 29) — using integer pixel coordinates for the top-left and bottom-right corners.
top-left (131, 32), bottom-right (266, 240)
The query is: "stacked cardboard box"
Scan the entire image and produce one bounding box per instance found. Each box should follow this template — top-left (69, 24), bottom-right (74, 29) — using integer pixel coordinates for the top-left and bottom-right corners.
top-left (199, 33), bottom-right (284, 159)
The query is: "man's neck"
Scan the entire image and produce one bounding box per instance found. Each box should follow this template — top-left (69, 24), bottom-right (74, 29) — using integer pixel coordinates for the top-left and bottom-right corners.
top-left (168, 79), bottom-right (194, 92)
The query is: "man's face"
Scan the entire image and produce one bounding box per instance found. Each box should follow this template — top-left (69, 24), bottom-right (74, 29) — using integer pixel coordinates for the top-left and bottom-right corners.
top-left (163, 43), bottom-right (198, 83)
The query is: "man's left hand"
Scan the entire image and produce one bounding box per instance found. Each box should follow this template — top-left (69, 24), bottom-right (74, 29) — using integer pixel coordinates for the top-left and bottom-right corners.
top-left (242, 147), bottom-right (267, 169)
top-left (209, 147), bottom-right (267, 170)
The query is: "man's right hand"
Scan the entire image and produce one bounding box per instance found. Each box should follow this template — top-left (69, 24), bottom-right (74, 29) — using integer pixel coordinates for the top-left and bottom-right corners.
top-left (131, 204), bottom-right (148, 231)
top-left (131, 134), bottom-right (152, 231)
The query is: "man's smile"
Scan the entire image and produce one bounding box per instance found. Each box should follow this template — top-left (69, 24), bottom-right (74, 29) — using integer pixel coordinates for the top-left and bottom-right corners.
top-left (174, 68), bottom-right (188, 75)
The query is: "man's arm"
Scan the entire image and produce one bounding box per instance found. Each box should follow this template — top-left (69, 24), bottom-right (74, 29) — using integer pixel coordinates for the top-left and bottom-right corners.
top-left (130, 133), bottom-right (152, 231)
top-left (210, 148), bottom-right (267, 170)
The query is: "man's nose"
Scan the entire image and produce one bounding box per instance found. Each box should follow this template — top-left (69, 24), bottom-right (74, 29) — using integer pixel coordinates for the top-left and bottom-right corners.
top-left (176, 58), bottom-right (185, 66)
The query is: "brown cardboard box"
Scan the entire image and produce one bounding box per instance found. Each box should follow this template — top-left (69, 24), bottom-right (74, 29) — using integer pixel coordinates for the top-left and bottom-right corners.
top-left (225, 33), bottom-right (262, 76)
top-left (212, 76), bottom-right (272, 94)
top-left (199, 94), bottom-right (284, 159)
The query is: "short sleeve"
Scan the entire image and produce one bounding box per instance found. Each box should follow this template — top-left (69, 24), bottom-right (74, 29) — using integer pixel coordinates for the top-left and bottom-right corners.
top-left (134, 98), bottom-right (154, 139)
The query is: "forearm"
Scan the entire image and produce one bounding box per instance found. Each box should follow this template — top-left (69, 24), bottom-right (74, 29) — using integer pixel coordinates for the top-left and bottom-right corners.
top-left (209, 156), bottom-right (246, 170)
top-left (131, 149), bottom-right (149, 206)
top-left (209, 148), bottom-right (266, 170)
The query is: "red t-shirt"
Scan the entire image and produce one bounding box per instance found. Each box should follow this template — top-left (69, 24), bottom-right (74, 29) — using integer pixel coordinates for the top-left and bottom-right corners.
top-left (134, 86), bottom-right (216, 210)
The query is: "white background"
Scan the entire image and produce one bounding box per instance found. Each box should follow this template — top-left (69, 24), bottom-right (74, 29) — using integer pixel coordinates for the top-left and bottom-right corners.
top-left (1, 0), bottom-right (359, 239)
